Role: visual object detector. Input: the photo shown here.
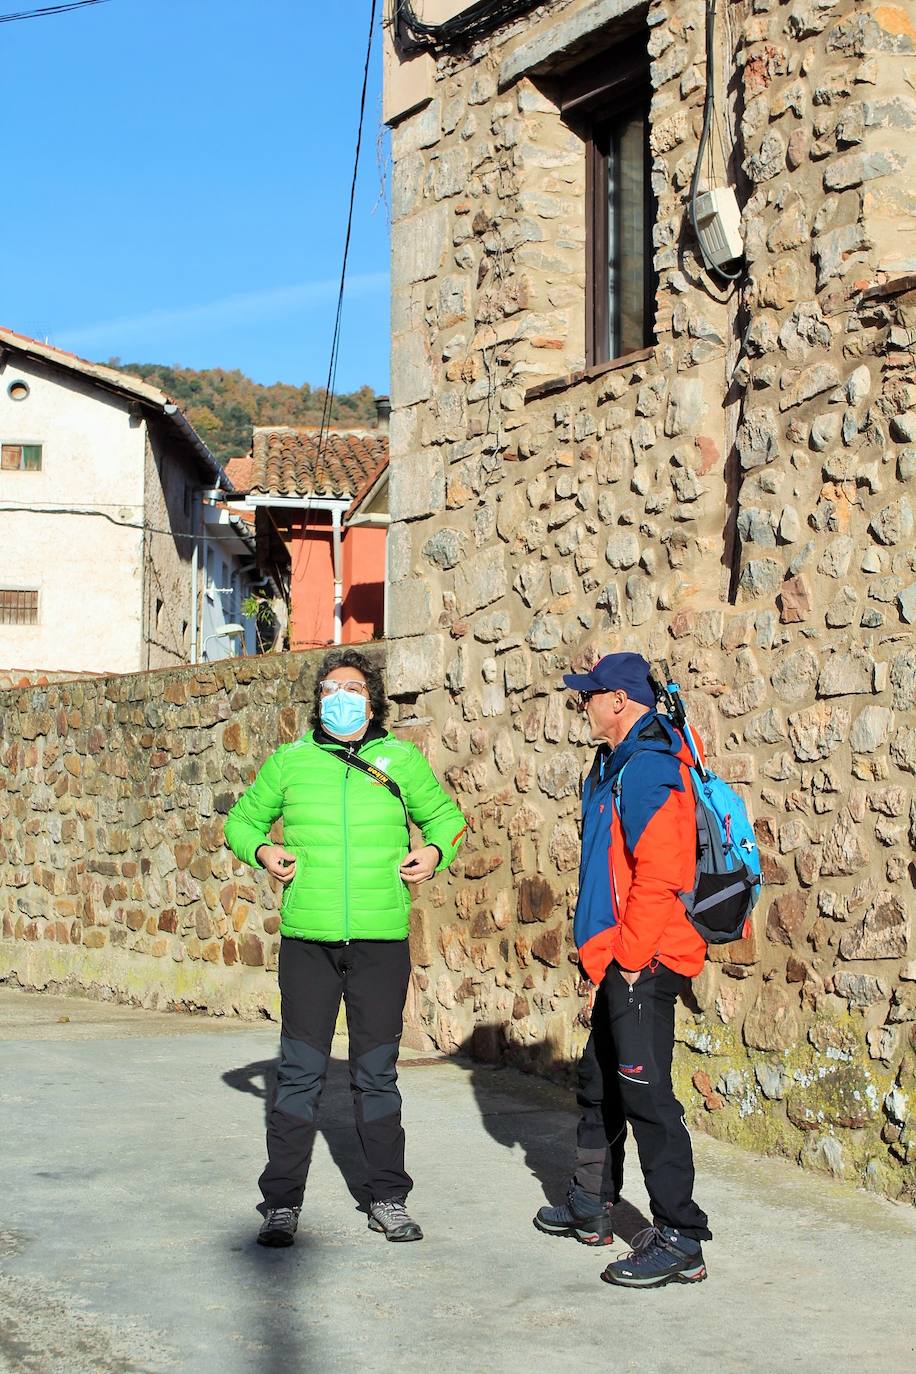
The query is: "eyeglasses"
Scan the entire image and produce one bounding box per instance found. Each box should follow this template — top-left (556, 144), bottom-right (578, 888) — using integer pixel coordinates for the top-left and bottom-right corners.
top-left (576, 690), bottom-right (608, 712)
top-left (320, 679), bottom-right (369, 696)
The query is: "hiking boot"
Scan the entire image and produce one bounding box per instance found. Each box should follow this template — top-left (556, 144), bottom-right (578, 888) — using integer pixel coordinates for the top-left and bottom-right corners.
top-left (368, 1197), bottom-right (423, 1242)
top-left (257, 1205), bottom-right (301, 1248)
top-left (533, 1185), bottom-right (614, 1246)
top-left (601, 1225), bottom-right (707, 1289)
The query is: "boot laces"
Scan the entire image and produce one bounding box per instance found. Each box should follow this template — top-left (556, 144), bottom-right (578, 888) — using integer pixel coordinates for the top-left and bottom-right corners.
top-left (373, 1198), bottom-right (412, 1226)
top-left (623, 1225), bottom-right (669, 1263)
top-left (265, 1206), bottom-right (299, 1228)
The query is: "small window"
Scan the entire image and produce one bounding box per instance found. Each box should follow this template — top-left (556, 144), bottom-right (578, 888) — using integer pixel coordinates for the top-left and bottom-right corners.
top-left (1, 443), bottom-right (42, 472)
top-left (562, 37), bottom-right (657, 366)
top-left (0, 588), bottom-right (39, 624)
top-left (7, 380), bottom-right (30, 402)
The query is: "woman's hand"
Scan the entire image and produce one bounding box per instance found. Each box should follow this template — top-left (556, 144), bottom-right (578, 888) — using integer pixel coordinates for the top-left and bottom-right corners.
top-left (256, 845), bottom-right (297, 884)
top-left (399, 844), bottom-right (439, 884)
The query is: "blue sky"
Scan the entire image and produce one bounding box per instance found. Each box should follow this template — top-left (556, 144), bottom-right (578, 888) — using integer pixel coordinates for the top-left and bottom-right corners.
top-left (4, 0), bottom-right (390, 392)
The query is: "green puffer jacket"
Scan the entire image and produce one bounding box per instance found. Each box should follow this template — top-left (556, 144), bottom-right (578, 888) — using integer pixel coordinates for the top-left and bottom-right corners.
top-left (223, 728), bottom-right (466, 942)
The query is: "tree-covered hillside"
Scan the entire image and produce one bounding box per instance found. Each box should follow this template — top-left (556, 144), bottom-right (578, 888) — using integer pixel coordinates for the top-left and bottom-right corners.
top-left (110, 361), bottom-right (378, 463)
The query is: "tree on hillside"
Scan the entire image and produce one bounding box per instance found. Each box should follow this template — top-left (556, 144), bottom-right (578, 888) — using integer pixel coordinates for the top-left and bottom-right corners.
top-left (108, 361), bottom-right (380, 463)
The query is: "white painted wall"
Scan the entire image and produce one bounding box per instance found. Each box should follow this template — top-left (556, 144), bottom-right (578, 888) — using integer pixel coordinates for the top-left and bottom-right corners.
top-left (0, 357), bottom-right (146, 673)
top-left (200, 505), bottom-right (258, 660)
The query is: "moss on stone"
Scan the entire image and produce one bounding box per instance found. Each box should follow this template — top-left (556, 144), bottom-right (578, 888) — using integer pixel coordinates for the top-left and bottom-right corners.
top-left (673, 1009), bottom-right (899, 1190)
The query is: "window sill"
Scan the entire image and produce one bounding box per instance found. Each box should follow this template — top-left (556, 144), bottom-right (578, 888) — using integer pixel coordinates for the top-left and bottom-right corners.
top-left (523, 346), bottom-right (655, 404)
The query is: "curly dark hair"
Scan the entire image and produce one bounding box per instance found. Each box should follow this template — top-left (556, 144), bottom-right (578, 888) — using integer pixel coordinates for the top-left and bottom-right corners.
top-left (310, 648), bottom-right (389, 731)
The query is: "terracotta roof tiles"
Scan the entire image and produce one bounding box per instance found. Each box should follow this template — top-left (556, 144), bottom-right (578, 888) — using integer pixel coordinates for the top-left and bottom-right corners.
top-left (250, 426), bottom-right (388, 499)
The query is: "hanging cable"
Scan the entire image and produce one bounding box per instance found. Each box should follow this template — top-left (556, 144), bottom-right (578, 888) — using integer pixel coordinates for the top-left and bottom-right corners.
top-left (315, 0), bottom-right (378, 469)
top-left (0, 501), bottom-right (259, 545)
top-left (393, 0), bottom-right (537, 53)
top-left (688, 0), bottom-right (744, 284)
top-left (0, 1), bottom-right (108, 23)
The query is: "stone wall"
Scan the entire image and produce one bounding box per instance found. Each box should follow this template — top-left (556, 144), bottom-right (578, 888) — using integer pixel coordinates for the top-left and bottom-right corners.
top-left (0, 651), bottom-right (354, 1018)
top-left (385, 0), bottom-right (916, 1198)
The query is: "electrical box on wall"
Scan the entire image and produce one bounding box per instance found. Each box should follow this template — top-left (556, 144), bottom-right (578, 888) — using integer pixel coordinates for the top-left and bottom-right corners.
top-left (694, 188), bottom-right (744, 269)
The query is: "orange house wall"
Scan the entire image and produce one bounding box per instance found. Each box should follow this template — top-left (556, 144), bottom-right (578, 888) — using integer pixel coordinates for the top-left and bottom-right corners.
top-left (278, 514), bottom-right (385, 651)
top-left (342, 525), bottom-right (386, 644)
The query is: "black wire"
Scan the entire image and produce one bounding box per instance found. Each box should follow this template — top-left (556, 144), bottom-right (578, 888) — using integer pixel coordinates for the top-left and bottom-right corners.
top-left (394, 0), bottom-right (537, 53)
top-left (315, 0), bottom-right (378, 469)
top-left (688, 0), bottom-right (743, 284)
top-left (0, 0), bottom-right (107, 23)
top-left (0, 502), bottom-right (256, 545)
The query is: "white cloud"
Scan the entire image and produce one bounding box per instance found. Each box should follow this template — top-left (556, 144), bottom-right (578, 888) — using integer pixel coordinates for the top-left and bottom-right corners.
top-left (55, 272), bottom-right (389, 351)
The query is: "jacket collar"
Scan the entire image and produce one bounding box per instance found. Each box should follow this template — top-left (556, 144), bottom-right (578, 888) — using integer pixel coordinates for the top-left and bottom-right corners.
top-left (312, 720), bottom-right (387, 752)
top-left (608, 709), bottom-right (691, 776)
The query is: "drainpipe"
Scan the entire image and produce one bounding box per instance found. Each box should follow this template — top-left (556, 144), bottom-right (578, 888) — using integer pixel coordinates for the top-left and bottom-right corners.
top-left (383, 522), bottom-right (390, 638)
top-left (190, 539), bottom-right (199, 664)
top-left (332, 506), bottom-right (343, 645)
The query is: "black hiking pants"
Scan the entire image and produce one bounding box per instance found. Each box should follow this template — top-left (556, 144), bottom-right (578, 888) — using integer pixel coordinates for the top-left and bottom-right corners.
top-left (259, 936), bottom-right (412, 1210)
top-left (574, 961), bottom-right (711, 1241)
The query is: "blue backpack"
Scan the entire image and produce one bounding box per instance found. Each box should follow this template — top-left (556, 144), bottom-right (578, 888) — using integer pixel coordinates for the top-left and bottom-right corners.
top-left (649, 665), bottom-right (761, 945)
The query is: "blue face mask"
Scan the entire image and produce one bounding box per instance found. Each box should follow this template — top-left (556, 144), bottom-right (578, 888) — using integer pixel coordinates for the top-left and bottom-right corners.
top-left (320, 689), bottom-right (368, 737)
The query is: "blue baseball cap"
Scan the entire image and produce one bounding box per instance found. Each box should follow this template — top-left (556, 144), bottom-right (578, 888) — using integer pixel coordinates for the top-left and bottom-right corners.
top-left (562, 652), bottom-right (656, 708)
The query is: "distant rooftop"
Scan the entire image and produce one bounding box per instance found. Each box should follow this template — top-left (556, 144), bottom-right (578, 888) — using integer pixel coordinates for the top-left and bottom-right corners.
top-left (248, 426), bottom-right (388, 500)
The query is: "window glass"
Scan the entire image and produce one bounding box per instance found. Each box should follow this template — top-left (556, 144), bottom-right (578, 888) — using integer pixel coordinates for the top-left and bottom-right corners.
top-left (596, 104), bottom-right (651, 363)
top-left (616, 112), bottom-right (647, 357)
top-left (1, 443), bottom-right (42, 471)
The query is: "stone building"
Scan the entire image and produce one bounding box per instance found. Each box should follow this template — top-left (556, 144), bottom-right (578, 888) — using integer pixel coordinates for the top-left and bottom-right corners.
top-left (383, 1), bottom-right (916, 1195)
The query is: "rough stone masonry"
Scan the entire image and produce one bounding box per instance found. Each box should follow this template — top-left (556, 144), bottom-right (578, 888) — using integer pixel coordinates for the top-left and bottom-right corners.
top-left (383, 0), bottom-right (916, 1199)
top-left (0, 654), bottom-right (335, 1020)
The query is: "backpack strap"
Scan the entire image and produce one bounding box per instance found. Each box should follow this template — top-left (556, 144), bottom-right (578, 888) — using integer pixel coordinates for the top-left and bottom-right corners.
top-left (611, 757), bottom-right (631, 810)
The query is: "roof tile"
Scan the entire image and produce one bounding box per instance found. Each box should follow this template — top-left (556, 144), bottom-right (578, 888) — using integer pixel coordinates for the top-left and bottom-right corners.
top-left (250, 426), bottom-right (388, 499)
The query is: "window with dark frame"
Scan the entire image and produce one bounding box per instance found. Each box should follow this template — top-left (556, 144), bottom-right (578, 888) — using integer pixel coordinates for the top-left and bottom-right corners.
top-left (0, 589), bottom-right (39, 625)
top-left (1, 442), bottom-right (42, 472)
top-left (560, 36), bottom-right (657, 367)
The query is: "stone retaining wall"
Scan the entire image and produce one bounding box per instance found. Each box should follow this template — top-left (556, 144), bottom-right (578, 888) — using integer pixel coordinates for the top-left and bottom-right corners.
top-left (384, 0), bottom-right (916, 1198)
top-left (0, 652), bottom-right (344, 1019)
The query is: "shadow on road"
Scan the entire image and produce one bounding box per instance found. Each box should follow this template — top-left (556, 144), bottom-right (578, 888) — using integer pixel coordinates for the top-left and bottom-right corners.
top-left (452, 1028), bottom-right (653, 1245)
top-left (223, 1056), bottom-right (371, 1212)
top-left (226, 1226), bottom-right (316, 1374)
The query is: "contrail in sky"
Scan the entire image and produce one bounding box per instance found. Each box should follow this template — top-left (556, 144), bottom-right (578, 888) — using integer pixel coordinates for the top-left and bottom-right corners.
top-left (56, 272), bottom-right (389, 351)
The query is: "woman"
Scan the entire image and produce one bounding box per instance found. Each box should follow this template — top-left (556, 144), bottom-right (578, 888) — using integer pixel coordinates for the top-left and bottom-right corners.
top-left (224, 648), bottom-right (465, 1247)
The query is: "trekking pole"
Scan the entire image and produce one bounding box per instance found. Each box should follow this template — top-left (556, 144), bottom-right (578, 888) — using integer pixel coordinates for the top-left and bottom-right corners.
top-left (653, 660), bottom-right (708, 782)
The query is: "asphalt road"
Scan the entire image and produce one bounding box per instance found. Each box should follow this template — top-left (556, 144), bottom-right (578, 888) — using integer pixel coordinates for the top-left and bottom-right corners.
top-left (1, 987), bottom-right (914, 1374)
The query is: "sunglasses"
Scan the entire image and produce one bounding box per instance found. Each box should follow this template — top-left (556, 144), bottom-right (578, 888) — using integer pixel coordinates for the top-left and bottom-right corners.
top-left (576, 689), bottom-right (609, 712)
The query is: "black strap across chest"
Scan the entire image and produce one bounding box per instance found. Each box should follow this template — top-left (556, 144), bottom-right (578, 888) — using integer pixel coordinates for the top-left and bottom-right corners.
top-left (321, 745), bottom-right (408, 826)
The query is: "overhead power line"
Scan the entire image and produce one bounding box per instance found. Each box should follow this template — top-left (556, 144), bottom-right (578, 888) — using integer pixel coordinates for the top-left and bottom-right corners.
top-left (315, 0), bottom-right (378, 467)
top-left (0, 1), bottom-right (108, 23)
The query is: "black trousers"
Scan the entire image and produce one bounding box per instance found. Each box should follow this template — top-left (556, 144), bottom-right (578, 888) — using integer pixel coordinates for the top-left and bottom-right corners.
top-left (574, 962), bottom-right (711, 1241)
top-left (259, 937), bottom-right (412, 1209)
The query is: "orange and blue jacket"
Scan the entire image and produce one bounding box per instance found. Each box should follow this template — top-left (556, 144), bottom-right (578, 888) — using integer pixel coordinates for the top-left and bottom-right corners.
top-left (574, 711), bottom-right (706, 982)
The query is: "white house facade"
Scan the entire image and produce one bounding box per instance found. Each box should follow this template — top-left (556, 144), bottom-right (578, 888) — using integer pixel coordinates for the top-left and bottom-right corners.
top-left (0, 328), bottom-right (257, 675)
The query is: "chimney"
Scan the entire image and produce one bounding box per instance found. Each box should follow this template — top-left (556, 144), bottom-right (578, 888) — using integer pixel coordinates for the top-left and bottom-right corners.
top-left (375, 394), bottom-right (391, 432)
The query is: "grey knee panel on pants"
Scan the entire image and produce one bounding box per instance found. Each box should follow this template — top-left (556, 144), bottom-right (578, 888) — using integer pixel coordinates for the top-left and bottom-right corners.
top-left (351, 1041), bottom-right (401, 1123)
top-left (274, 1035), bottom-right (329, 1122)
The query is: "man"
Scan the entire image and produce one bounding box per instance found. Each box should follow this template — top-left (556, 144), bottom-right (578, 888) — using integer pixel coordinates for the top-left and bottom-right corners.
top-left (533, 652), bottom-right (711, 1289)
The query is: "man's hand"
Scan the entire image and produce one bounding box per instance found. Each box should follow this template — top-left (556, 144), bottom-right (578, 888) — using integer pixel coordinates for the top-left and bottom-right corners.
top-left (399, 845), bottom-right (439, 884)
top-left (256, 845), bottom-right (297, 883)
top-left (619, 968), bottom-right (640, 987)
